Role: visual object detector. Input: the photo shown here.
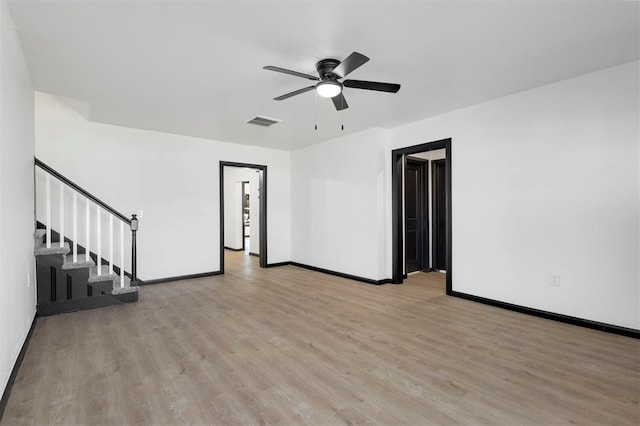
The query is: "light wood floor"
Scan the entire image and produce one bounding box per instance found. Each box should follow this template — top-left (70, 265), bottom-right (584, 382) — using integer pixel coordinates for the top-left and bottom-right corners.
top-left (2, 251), bottom-right (638, 425)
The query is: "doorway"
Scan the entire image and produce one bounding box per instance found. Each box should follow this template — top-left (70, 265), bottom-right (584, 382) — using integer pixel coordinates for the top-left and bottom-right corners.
top-left (219, 162), bottom-right (267, 272)
top-left (404, 157), bottom-right (428, 273)
top-left (242, 181), bottom-right (250, 253)
top-left (391, 138), bottom-right (452, 293)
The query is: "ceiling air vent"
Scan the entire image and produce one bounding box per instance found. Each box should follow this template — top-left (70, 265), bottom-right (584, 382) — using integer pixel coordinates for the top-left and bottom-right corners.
top-left (247, 115), bottom-right (281, 127)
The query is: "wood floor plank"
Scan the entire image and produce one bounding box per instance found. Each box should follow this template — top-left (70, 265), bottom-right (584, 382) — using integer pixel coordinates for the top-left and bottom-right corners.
top-left (2, 251), bottom-right (638, 425)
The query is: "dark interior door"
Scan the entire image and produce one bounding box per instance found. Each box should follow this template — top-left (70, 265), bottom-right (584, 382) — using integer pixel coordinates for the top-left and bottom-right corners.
top-left (432, 159), bottom-right (447, 271)
top-left (405, 158), bottom-right (428, 273)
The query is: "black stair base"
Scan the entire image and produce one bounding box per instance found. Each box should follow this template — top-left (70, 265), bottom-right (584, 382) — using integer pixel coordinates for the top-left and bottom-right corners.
top-left (37, 291), bottom-right (138, 317)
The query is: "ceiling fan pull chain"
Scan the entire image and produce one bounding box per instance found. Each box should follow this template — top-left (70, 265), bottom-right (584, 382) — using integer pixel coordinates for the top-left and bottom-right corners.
top-left (341, 96), bottom-right (344, 131)
top-left (314, 91), bottom-right (318, 130)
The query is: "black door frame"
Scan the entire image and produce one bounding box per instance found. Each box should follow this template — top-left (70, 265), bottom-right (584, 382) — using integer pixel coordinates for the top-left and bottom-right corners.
top-left (220, 162), bottom-right (267, 271)
top-left (431, 159), bottom-right (446, 271)
top-left (391, 138), bottom-right (452, 294)
top-left (404, 156), bottom-right (429, 273)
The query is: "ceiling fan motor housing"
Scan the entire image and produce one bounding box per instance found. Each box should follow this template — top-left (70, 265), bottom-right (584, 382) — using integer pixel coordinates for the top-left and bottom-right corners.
top-left (316, 58), bottom-right (341, 81)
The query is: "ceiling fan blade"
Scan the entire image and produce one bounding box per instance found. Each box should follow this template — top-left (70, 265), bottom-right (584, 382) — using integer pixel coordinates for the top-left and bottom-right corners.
top-left (263, 65), bottom-right (319, 81)
top-left (343, 79), bottom-right (401, 93)
top-left (331, 92), bottom-right (349, 111)
top-left (332, 52), bottom-right (370, 78)
top-left (274, 86), bottom-right (316, 101)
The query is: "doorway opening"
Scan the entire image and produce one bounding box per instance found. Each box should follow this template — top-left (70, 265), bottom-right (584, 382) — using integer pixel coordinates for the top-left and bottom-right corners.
top-left (219, 162), bottom-right (267, 273)
top-left (392, 139), bottom-right (452, 294)
top-left (242, 181), bottom-right (250, 254)
top-left (404, 156), bottom-right (428, 273)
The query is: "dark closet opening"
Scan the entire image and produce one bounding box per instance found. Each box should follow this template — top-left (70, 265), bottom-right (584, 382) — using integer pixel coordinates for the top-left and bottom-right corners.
top-left (404, 157), bottom-right (428, 273)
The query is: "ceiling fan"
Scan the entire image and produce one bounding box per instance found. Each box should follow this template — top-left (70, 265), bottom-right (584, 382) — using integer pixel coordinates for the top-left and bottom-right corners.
top-left (263, 52), bottom-right (400, 111)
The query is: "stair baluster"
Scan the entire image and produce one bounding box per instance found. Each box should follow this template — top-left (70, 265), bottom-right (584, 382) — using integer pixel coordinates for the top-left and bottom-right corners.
top-left (96, 204), bottom-right (101, 275)
top-left (109, 215), bottom-right (114, 274)
top-left (46, 174), bottom-right (51, 249)
top-left (59, 181), bottom-right (64, 248)
top-left (85, 198), bottom-right (90, 262)
top-left (72, 191), bottom-right (78, 263)
top-left (120, 221), bottom-right (125, 288)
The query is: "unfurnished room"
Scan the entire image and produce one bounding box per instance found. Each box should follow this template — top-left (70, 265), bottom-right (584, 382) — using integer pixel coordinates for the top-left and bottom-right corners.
top-left (0, 1), bottom-right (639, 424)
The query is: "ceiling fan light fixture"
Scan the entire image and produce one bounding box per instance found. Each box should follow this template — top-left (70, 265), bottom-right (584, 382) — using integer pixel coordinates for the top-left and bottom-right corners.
top-left (316, 81), bottom-right (342, 98)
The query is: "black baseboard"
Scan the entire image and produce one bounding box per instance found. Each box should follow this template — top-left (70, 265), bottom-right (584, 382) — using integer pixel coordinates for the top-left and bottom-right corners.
top-left (290, 262), bottom-right (391, 285)
top-left (265, 261), bottom-right (292, 268)
top-left (37, 291), bottom-right (138, 317)
top-left (0, 314), bottom-right (37, 421)
top-left (249, 252), bottom-right (259, 257)
top-left (450, 291), bottom-right (639, 339)
top-left (224, 247), bottom-right (244, 252)
top-left (142, 271), bottom-right (222, 285)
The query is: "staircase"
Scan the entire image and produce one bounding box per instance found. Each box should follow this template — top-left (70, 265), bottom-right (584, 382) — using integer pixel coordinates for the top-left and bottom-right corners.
top-left (34, 158), bottom-right (140, 316)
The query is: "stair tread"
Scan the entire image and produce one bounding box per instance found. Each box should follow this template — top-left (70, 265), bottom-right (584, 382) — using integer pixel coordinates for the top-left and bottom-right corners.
top-left (34, 242), bottom-right (70, 256)
top-left (112, 275), bottom-right (138, 295)
top-left (61, 255), bottom-right (95, 270)
top-left (88, 265), bottom-right (118, 283)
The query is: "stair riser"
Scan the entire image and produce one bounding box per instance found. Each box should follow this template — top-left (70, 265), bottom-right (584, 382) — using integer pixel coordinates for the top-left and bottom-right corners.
top-left (37, 291), bottom-right (138, 317)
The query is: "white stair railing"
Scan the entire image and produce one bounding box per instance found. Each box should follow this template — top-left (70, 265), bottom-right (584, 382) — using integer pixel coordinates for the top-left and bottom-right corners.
top-left (34, 158), bottom-right (140, 289)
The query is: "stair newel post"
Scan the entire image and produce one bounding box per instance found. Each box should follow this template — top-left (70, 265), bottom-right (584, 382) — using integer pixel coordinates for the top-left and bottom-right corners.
top-left (130, 214), bottom-right (138, 285)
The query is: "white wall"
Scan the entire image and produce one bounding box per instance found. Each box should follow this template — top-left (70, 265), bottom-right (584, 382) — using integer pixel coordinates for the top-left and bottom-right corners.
top-left (292, 62), bottom-right (639, 329)
top-left (0, 0), bottom-right (36, 398)
top-left (35, 93), bottom-right (290, 280)
top-left (223, 172), bottom-right (242, 250)
top-left (291, 128), bottom-right (389, 279)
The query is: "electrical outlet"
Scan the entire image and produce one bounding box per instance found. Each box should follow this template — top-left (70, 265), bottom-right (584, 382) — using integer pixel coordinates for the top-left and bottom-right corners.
top-left (137, 209), bottom-right (144, 219)
top-left (550, 274), bottom-right (561, 287)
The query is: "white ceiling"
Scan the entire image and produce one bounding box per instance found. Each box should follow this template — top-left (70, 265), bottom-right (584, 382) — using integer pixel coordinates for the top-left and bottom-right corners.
top-left (8, 1), bottom-right (639, 150)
